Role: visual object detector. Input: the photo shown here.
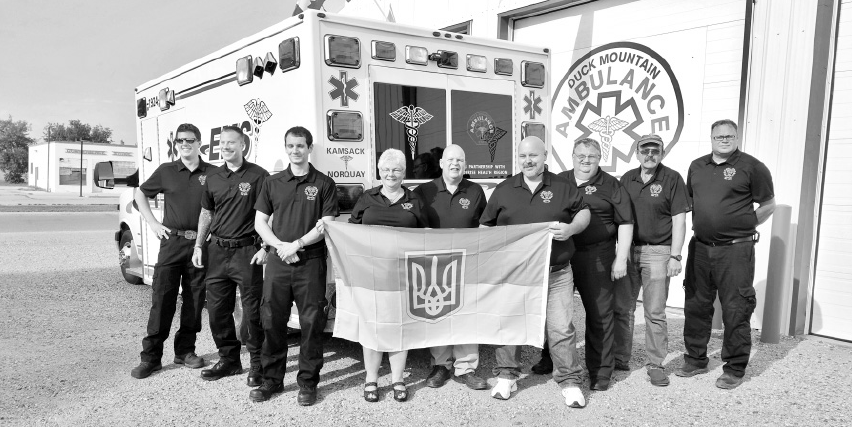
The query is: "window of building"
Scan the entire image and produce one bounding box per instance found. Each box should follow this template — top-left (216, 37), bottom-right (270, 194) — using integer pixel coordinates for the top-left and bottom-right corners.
top-left (441, 20), bottom-right (471, 35)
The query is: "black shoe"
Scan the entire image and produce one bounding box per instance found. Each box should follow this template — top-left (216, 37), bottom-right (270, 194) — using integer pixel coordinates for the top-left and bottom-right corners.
top-left (131, 361), bottom-right (162, 379)
top-left (455, 372), bottom-right (488, 390)
top-left (426, 366), bottom-right (452, 388)
top-left (590, 378), bottom-right (610, 391)
top-left (174, 352), bottom-right (205, 369)
top-left (364, 382), bottom-right (379, 403)
top-left (675, 362), bottom-right (709, 378)
top-left (614, 360), bottom-right (630, 371)
top-left (648, 368), bottom-right (670, 387)
top-left (392, 382), bottom-right (408, 402)
top-left (247, 363), bottom-right (262, 387)
top-left (297, 388), bottom-right (318, 406)
top-left (201, 360), bottom-right (243, 381)
top-left (249, 381), bottom-right (284, 402)
top-left (531, 354), bottom-right (553, 375)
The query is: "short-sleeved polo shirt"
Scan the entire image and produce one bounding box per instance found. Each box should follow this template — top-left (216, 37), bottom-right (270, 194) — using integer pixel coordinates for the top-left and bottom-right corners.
top-left (480, 171), bottom-right (588, 268)
top-left (687, 149), bottom-right (774, 244)
top-left (349, 186), bottom-right (428, 228)
top-left (559, 169), bottom-right (633, 247)
top-left (139, 158), bottom-right (211, 231)
top-left (201, 161), bottom-right (269, 239)
top-left (254, 163), bottom-right (340, 251)
top-left (412, 177), bottom-right (487, 229)
top-left (620, 163), bottom-right (692, 245)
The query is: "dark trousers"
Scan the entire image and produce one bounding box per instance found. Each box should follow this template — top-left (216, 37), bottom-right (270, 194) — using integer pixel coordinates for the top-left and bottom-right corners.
top-left (260, 252), bottom-right (327, 389)
top-left (683, 238), bottom-right (757, 377)
top-left (206, 243), bottom-right (264, 364)
top-left (571, 239), bottom-right (617, 382)
top-left (141, 237), bottom-right (206, 363)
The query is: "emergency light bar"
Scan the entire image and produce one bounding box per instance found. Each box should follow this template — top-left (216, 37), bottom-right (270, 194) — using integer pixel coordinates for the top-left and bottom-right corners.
top-left (325, 35), bottom-right (361, 68)
top-left (494, 58), bottom-right (513, 76)
top-left (158, 88), bottom-right (174, 111)
top-left (236, 55), bottom-right (253, 86)
top-left (252, 57), bottom-right (265, 79)
top-left (278, 37), bottom-right (300, 72)
top-left (522, 122), bottom-right (546, 141)
top-left (406, 46), bottom-right (428, 65)
top-left (372, 41), bottom-right (396, 61)
top-left (429, 50), bottom-right (458, 69)
top-left (137, 98), bottom-right (147, 118)
top-left (466, 54), bottom-right (487, 73)
top-left (327, 111), bottom-right (363, 141)
top-left (263, 52), bottom-right (277, 75)
top-left (522, 61), bottom-right (545, 88)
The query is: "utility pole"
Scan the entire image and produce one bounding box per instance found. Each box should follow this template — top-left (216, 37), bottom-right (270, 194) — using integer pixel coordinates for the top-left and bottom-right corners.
top-left (46, 126), bottom-right (52, 192)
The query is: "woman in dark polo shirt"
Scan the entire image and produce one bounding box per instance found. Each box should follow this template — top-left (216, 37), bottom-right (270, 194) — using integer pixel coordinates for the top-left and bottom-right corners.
top-left (349, 148), bottom-right (427, 403)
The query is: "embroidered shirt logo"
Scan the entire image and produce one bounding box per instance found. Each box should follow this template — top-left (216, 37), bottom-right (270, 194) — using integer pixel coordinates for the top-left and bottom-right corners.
top-left (459, 198), bottom-right (471, 209)
top-left (650, 183), bottom-right (662, 197)
top-left (401, 202), bottom-right (413, 210)
top-left (305, 186), bottom-right (318, 201)
top-left (198, 175), bottom-right (206, 186)
top-left (540, 191), bottom-right (554, 203)
top-left (585, 186), bottom-right (597, 195)
top-left (239, 182), bottom-right (251, 196)
top-left (724, 167), bottom-right (736, 181)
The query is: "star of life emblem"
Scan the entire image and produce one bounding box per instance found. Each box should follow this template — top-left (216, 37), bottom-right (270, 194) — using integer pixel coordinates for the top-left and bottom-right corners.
top-left (585, 185), bottom-right (597, 195)
top-left (459, 198), bottom-right (470, 209)
top-left (540, 191), bottom-right (554, 203)
top-left (401, 202), bottom-right (413, 210)
top-left (389, 106), bottom-right (434, 160)
top-left (405, 250), bottom-right (466, 323)
top-left (305, 186), bottom-right (318, 201)
top-left (724, 167), bottom-right (736, 181)
top-left (649, 183), bottom-right (662, 197)
top-left (239, 182), bottom-right (251, 196)
top-left (198, 175), bottom-right (206, 186)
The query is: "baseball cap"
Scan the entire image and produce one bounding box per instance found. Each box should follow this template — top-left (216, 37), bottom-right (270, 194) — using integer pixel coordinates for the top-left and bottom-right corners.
top-left (636, 134), bottom-right (663, 148)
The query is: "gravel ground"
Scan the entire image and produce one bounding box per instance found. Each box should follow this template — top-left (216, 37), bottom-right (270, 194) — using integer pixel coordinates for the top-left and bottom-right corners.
top-left (1, 218), bottom-right (851, 426)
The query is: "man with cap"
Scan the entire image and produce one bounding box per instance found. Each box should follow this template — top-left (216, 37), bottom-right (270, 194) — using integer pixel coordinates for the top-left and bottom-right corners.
top-left (678, 119), bottom-right (775, 389)
top-left (192, 125), bottom-right (270, 385)
top-left (250, 127), bottom-right (339, 405)
top-left (480, 136), bottom-right (591, 407)
top-left (413, 144), bottom-right (488, 391)
top-left (130, 123), bottom-right (210, 379)
top-left (613, 134), bottom-right (691, 387)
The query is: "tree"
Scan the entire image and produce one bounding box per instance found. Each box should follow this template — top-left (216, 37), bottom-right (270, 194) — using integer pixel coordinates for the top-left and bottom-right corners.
top-left (0, 116), bottom-right (34, 184)
top-left (43, 120), bottom-right (113, 143)
top-left (90, 125), bottom-right (113, 144)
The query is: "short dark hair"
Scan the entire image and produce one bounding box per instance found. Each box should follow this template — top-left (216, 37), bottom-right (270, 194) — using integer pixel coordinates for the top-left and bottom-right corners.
top-left (711, 119), bottom-right (738, 133)
top-left (221, 125), bottom-right (244, 137)
top-left (175, 123), bottom-right (201, 140)
top-left (285, 126), bottom-right (313, 147)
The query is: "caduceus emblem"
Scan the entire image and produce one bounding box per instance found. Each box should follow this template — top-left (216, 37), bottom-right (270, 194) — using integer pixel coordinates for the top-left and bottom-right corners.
top-left (468, 111), bottom-right (507, 163)
top-left (389, 106), bottom-right (434, 160)
top-left (340, 155), bottom-right (353, 170)
top-left (405, 250), bottom-right (466, 323)
top-left (588, 115), bottom-right (630, 163)
top-left (244, 99), bottom-right (273, 161)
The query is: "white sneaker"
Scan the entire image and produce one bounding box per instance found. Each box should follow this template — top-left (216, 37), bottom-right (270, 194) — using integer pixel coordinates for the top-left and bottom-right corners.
top-left (490, 378), bottom-right (517, 400)
top-left (562, 386), bottom-right (586, 408)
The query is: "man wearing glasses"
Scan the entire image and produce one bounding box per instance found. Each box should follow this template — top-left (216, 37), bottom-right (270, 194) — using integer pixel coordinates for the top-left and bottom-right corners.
top-left (613, 134), bottom-right (691, 387)
top-left (131, 123), bottom-right (211, 379)
top-left (679, 119), bottom-right (775, 389)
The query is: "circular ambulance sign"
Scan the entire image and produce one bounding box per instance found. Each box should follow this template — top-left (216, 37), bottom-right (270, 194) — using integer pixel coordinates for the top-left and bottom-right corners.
top-left (552, 42), bottom-right (684, 172)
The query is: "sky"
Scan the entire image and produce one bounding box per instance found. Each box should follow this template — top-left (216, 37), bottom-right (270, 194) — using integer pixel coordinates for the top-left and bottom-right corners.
top-left (0, 0), bottom-right (347, 145)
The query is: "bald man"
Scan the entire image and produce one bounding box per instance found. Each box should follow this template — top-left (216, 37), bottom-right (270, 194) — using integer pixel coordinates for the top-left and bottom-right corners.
top-left (413, 145), bottom-right (488, 390)
top-left (480, 136), bottom-right (591, 407)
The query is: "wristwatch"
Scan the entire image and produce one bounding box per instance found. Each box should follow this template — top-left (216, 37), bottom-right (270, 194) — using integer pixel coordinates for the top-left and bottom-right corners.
top-left (670, 255), bottom-right (682, 261)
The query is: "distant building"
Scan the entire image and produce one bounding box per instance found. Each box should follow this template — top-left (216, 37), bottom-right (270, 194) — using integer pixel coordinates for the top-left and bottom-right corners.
top-left (28, 141), bottom-right (136, 194)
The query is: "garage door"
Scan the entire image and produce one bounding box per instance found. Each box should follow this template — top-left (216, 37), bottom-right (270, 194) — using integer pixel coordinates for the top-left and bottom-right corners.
top-left (811, 0), bottom-right (852, 342)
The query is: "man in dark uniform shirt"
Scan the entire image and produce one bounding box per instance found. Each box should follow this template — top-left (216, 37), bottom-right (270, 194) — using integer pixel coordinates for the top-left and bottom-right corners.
top-left (250, 127), bottom-right (339, 405)
top-left (480, 136), bottom-right (590, 408)
top-left (130, 123), bottom-right (210, 379)
top-left (678, 119), bottom-right (775, 389)
top-left (191, 126), bottom-right (269, 385)
top-left (613, 134), bottom-right (691, 387)
top-left (413, 144), bottom-right (488, 391)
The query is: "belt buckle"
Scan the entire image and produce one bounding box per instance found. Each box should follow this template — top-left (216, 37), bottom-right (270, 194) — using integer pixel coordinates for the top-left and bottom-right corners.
top-left (184, 230), bottom-right (197, 240)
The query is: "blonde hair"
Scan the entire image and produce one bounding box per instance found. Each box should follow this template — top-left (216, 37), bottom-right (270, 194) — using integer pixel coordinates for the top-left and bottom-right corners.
top-left (378, 148), bottom-right (406, 171)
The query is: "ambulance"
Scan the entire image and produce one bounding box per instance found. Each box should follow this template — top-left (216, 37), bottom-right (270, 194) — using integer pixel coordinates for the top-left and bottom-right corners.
top-left (95, 9), bottom-right (551, 331)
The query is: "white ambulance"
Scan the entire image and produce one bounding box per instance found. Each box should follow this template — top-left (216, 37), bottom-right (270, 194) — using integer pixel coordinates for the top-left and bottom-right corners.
top-left (95, 10), bottom-right (551, 331)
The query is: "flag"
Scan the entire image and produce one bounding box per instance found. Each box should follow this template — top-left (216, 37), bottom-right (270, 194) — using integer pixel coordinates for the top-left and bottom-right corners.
top-left (325, 222), bottom-right (552, 352)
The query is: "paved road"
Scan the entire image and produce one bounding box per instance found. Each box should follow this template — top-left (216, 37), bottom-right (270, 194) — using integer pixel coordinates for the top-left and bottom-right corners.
top-left (0, 212), bottom-right (116, 233)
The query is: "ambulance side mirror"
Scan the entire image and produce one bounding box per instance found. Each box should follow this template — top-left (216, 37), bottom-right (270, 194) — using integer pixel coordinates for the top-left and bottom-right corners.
top-left (93, 161), bottom-right (115, 189)
top-left (143, 147), bottom-right (152, 162)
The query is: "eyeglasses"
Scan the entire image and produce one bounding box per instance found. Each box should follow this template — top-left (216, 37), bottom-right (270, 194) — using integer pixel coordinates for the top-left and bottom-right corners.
top-left (712, 135), bottom-right (736, 142)
top-left (174, 138), bottom-right (198, 144)
top-left (573, 154), bottom-right (600, 161)
top-left (379, 168), bottom-right (404, 175)
top-left (639, 148), bottom-right (661, 156)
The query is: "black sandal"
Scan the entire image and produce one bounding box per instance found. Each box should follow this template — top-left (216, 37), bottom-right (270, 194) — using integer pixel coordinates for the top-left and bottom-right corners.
top-left (364, 382), bottom-right (379, 403)
top-left (392, 382), bottom-right (408, 402)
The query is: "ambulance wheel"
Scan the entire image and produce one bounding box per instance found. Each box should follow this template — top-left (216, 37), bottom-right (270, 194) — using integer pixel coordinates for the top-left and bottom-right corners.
top-left (119, 230), bottom-right (143, 285)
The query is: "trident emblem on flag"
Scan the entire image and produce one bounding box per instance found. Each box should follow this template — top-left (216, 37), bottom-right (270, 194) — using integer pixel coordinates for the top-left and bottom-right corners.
top-left (588, 115), bottom-right (630, 163)
top-left (405, 250), bottom-right (466, 323)
top-left (389, 106), bottom-right (434, 159)
top-left (244, 99), bottom-right (273, 160)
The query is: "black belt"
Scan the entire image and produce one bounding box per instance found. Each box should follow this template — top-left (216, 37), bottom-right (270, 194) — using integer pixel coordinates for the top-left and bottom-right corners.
top-left (211, 235), bottom-right (259, 248)
top-left (697, 233), bottom-right (759, 247)
top-left (633, 241), bottom-right (665, 246)
top-left (168, 229), bottom-right (198, 240)
top-left (271, 245), bottom-right (326, 260)
top-left (550, 263), bottom-right (569, 273)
